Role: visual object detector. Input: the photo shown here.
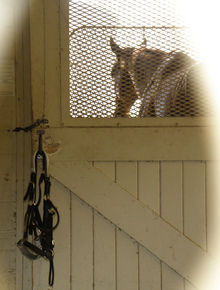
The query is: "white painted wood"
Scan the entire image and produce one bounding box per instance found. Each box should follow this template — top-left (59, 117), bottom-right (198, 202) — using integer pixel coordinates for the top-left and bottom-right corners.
top-left (138, 161), bottom-right (160, 214)
top-left (0, 155), bottom-right (16, 202)
top-left (1, 131), bottom-right (16, 154)
top-left (185, 280), bottom-right (198, 290)
top-left (22, 259), bottom-right (32, 290)
top-left (71, 194), bottom-right (93, 289)
top-left (50, 161), bottom-right (219, 289)
top-left (46, 127), bottom-right (216, 162)
top-left (0, 3), bottom-right (15, 58)
top-left (44, 0), bottom-right (61, 127)
top-left (93, 162), bottom-right (115, 181)
top-left (0, 59), bottom-right (15, 97)
top-left (206, 161), bottom-right (220, 259)
top-left (0, 231), bottom-right (15, 251)
top-left (116, 229), bottom-right (138, 290)
top-left (116, 161), bottom-right (137, 198)
top-left (29, 0), bottom-right (45, 121)
top-left (94, 211), bottom-right (115, 290)
top-left (0, 252), bottom-right (16, 289)
top-left (0, 202), bottom-right (16, 231)
top-left (183, 162), bottom-right (206, 249)
top-left (139, 246), bottom-right (161, 290)
top-left (33, 258), bottom-right (49, 290)
top-left (162, 263), bottom-right (184, 290)
top-left (161, 162), bottom-right (183, 231)
top-left (51, 178), bottom-right (71, 289)
top-left (60, 0), bottom-right (69, 125)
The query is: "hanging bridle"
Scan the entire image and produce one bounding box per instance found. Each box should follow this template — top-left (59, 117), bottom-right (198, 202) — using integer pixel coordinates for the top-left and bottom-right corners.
top-left (17, 130), bottom-right (60, 287)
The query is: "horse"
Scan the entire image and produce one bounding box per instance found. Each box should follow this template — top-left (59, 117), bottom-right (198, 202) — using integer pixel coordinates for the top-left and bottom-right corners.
top-left (110, 37), bottom-right (209, 117)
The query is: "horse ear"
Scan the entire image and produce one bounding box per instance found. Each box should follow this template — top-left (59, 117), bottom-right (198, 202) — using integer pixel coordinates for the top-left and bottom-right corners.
top-left (110, 37), bottom-right (122, 57)
top-left (140, 38), bottom-right (147, 47)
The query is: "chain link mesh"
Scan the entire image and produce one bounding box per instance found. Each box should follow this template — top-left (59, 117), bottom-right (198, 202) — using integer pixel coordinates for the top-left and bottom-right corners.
top-left (69, 0), bottom-right (213, 118)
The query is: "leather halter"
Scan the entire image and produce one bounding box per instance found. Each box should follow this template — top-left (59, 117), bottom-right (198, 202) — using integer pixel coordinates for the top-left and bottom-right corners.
top-left (17, 133), bottom-right (60, 287)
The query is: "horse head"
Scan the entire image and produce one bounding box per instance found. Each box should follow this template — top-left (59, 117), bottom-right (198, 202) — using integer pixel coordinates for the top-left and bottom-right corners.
top-left (110, 37), bottom-right (167, 117)
top-left (110, 37), bottom-right (137, 117)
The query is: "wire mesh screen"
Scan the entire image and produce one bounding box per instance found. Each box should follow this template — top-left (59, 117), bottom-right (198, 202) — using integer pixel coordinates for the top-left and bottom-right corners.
top-left (69, 0), bottom-right (213, 118)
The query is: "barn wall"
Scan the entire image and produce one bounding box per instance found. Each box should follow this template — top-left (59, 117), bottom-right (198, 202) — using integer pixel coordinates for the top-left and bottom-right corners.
top-left (0, 0), bottom-right (32, 289)
top-left (0, 1), bottom-right (17, 288)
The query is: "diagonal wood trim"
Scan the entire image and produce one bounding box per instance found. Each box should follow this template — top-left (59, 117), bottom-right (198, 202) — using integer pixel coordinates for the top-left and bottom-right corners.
top-left (50, 160), bottom-right (219, 289)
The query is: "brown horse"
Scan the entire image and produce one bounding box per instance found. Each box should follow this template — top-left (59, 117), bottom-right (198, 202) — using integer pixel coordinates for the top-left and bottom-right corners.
top-left (110, 37), bottom-right (208, 117)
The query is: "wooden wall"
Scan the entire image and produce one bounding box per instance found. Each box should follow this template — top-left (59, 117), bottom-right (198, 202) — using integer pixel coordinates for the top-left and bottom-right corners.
top-left (0, 1), bottom-right (17, 288)
top-left (0, 0), bottom-right (31, 289)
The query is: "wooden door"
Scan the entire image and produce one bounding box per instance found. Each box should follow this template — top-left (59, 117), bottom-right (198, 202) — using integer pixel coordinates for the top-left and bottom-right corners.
top-left (17, 1), bottom-right (220, 289)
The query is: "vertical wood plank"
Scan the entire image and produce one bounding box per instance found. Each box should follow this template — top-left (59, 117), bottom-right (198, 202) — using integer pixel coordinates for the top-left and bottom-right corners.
top-left (71, 194), bottom-right (93, 290)
top-left (93, 162), bottom-right (115, 181)
top-left (0, 252), bottom-right (16, 289)
top-left (116, 229), bottom-right (138, 290)
top-left (162, 263), bottom-right (184, 290)
top-left (206, 161), bottom-right (220, 258)
top-left (138, 161), bottom-right (160, 214)
top-left (33, 257), bottom-right (49, 289)
top-left (139, 246), bottom-right (161, 290)
top-left (52, 178), bottom-right (71, 289)
top-left (29, 0), bottom-right (45, 121)
top-left (60, 0), bottom-right (69, 124)
top-left (0, 155), bottom-right (16, 202)
top-left (161, 161), bottom-right (183, 231)
top-left (44, 0), bottom-right (61, 127)
top-left (185, 280), bottom-right (198, 290)
top-left (0, 11), bottom-right (17, 290)
top-left (116, 162), bottom-right (137, 198)
top-left (94, 211), bottom-right (115, 290)
top-left (183, 162), bottom-right (206, 249)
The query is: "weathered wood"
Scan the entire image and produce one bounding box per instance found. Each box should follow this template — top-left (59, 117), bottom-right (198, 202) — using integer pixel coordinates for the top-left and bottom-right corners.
top-left (138, 161), bottom-right (160, 214)
top-left (49, 161), bottom-right (219, 289)
top-left (45, 126), bottom-right (216, 162)
top-left (94, 211), bottom-right (115, 290)
top-left (206, 161), bottom-right (220, 258)
top-left (71, 194), bottom-right (93, 289)
top-left (0, 252), bottom-right (16, 289)
top-left (29, 0), bottom-right (45, 121)
top-left (0, 4), bottom-right (15, 58)
top-left (116, 161), bottom-right (137, 198)
top-left (139, 246), bottom-right (161, 289)
top-left (0, 155), bottom-right (16, 202)
top-left (52, 179), bottom-right (71, 289)
top-left (60, 0), bottom-right (69, 126)
top-left (161, 162), bottom-right (183, 231)
top-left (183, 162), bottom-right (206, 249)
top-left (44, 0), bottom-right (61, 127)
top-left (162, 263), bottom-right (184, 290)
top-left (93, 161), bottom-right (115, 181)
top-left (185, 280), bottom-right (198, 290)
top-left (116, 229), bottom-right (138, 290)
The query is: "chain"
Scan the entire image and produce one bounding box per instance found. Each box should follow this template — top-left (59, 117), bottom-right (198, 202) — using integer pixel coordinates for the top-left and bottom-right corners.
top-left (11, 117), bottom-right (49, 133)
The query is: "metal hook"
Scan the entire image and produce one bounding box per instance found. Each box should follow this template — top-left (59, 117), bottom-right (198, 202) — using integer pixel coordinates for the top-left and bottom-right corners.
top-left (37, 129), bottom-right (45, 158)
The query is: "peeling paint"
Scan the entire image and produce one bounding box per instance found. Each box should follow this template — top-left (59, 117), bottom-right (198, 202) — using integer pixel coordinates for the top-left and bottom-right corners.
top-left (33, 133), bottom-right (62, 155)
top-left (45, 142), bottom-right (61, 154)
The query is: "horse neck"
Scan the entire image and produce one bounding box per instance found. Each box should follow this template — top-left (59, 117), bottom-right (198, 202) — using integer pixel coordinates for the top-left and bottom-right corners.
top-left (129, 47), bottom-right (167, 98)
